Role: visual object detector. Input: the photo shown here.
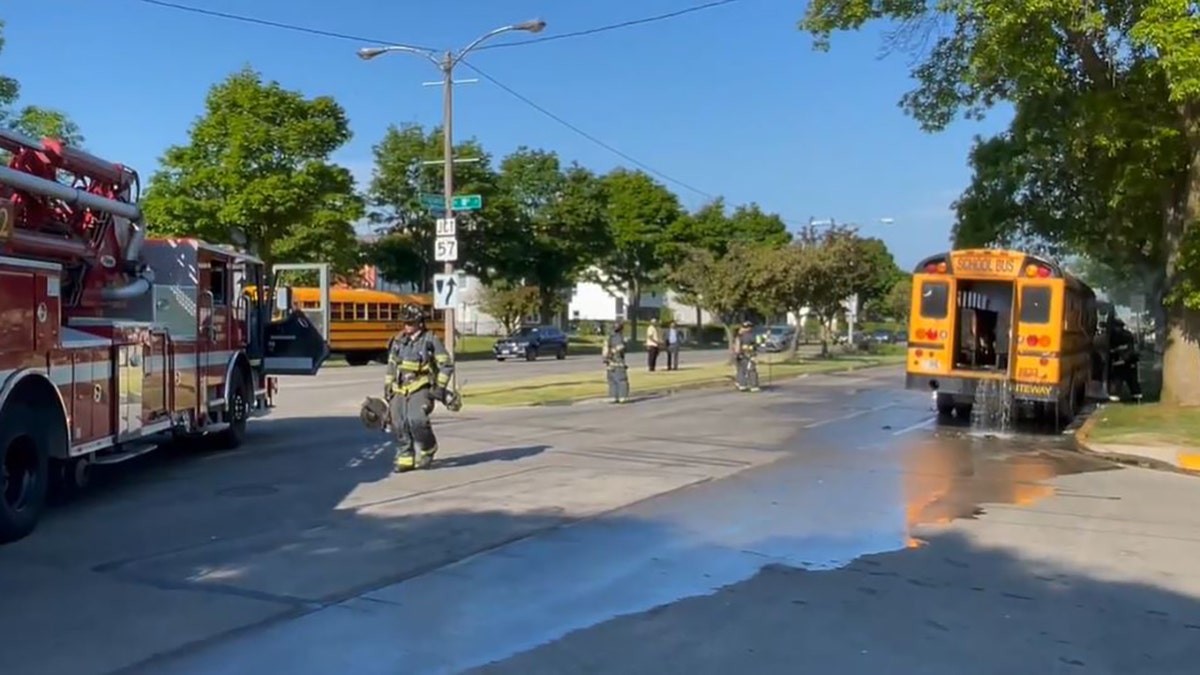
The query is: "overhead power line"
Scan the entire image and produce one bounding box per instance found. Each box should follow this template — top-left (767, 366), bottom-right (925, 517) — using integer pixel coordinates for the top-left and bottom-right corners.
top-left (474, 0), bottom-right (743, 51)
top-left (460, 60), bottom-right (716, 200)
top-left (129, 0), bottom-right (827, 225)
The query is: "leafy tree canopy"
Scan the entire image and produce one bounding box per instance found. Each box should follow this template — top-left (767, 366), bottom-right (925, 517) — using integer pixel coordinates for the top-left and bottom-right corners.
top-left (365, 122), bottom-right (506, 290)
top-left (799, 0), bottom-right (1200, 404)
top-left (477, 280), bottom-right (540, 336)
top-left (141, 67), bottom-right (364, 276)
top-left (596, 168), bottom-right (684, 338)
top-left (494, 148), bottom-right (611, 321)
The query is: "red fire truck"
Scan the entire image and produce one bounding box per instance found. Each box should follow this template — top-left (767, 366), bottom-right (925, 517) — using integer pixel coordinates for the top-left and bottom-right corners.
top-left (0, 129), bottom-right (332, 544)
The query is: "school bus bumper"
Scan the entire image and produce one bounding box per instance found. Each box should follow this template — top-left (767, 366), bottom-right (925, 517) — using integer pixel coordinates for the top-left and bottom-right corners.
top-left (906, 374), bottom-right (1059, 403)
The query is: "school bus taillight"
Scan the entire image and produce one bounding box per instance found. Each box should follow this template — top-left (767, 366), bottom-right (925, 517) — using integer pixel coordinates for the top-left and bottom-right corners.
top-left (1024, 264), bottom-right (1051, 278)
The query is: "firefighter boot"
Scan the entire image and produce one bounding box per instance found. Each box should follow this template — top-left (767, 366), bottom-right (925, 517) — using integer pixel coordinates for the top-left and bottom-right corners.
top-left (414, 446), bottom-right (437, 470)
top-left (394, 451), bottom-right (417, 473)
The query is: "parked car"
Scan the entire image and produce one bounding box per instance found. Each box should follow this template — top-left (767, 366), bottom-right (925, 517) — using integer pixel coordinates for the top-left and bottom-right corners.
top-left (752, 325), bottom-right (796, 353)
top-left (870, 329), bottom-right (894, 343)
top-left (493, 325), bottom-right (569, 361)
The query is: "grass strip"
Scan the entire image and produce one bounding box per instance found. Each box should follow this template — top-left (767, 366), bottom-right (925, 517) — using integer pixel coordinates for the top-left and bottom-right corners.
top-left (464, 353), bottom-right (906, 407)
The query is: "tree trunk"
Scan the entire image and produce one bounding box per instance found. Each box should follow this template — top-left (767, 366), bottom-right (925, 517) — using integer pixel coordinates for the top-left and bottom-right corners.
top-left (820, 315), bottom-right (832, 358)
top-left (538, 288), bottom-right (558, 328)
top-left (788, 307), bottom-right (802, 361)
top-left (724, 323), bottom-right (737, 365)
top-left (629, 279), bottom-right (641, 342)
top-left (695, 306), bottom-right (702, 330)
top-left (1160, 104), bottom-right (1200, 406)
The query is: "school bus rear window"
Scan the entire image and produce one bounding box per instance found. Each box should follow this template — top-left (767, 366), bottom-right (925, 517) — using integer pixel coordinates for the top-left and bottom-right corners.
top-left (920, 281), bottom-right (949, 319)
top-left (1020, 286), bottom-right (1052, 324)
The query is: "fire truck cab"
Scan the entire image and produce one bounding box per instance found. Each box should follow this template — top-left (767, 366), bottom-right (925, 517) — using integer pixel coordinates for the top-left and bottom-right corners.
top-left (0, 130), bottom-right (332, 544)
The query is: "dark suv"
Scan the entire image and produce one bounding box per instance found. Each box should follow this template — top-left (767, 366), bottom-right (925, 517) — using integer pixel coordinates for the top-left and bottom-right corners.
top-left (493, 325), bottom-right (569, 361)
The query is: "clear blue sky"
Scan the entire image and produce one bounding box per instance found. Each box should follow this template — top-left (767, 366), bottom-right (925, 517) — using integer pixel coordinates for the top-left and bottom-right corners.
top-left (3, 0), bottom-right (1010, 269)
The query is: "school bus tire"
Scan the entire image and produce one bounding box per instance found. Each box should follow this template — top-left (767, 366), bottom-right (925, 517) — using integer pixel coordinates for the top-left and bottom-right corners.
top-left (935, 393), bottom-right (955, 418)
top-left (345, 353), bottom-right (373, 367)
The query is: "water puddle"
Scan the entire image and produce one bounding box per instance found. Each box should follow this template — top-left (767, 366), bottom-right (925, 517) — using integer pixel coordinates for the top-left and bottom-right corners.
top-left (901, 433), bottom-right (1117, 547)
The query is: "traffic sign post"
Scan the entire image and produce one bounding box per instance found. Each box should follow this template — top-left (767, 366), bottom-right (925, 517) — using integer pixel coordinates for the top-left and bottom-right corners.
top-left (434, 237), bottom-right (458, 262)
top-left (436, 217), bottom-right (457, 237)
top-left (451, 194), bottom-right (482, 211)
top-left (432, 272), bottom-right (460, 310)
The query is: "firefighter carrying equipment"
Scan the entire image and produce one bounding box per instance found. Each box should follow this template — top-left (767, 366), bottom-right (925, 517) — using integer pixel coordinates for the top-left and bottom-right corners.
top-left (384, 325), bottom-right (456, 471)
top-left (603, 327), bottom-right (630, 403)
top-left (733, 326), bottom-right (761, 392)
top-left (360, 396), bottom-right (390, 431)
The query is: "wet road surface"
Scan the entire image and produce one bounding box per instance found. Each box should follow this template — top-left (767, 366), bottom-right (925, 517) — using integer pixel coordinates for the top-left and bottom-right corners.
top-left (3, 364), bottom-right (1199, 674)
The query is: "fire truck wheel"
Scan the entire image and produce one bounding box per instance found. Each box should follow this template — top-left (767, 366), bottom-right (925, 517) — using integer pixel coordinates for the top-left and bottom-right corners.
top-left (212, 374), bottom-right (250, 450)
top-left (0, 402), bottom-right (51, 544)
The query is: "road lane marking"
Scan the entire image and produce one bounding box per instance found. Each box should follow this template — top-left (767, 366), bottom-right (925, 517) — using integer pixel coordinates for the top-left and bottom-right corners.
top-left (891, 416), bottom-right (937, 436)
top-left (803, 403), bottom-right (894, 429)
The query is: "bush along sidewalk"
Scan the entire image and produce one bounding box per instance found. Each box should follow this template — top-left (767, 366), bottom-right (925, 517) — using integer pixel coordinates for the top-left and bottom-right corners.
top-left (462, 353), bottom-right (906, 407)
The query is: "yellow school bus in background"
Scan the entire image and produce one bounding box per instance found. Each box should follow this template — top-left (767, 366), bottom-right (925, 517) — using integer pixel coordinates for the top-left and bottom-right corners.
top-left (288, 288), bottom-right (444, 366)
top-left (906, 249), bottom-right (1103, 423)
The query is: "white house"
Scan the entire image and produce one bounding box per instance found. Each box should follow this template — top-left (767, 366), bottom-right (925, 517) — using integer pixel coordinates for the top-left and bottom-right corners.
top-left (357, 254), bottom-right (851, 336)
top-left (565, 266), bottom-right (666, 324)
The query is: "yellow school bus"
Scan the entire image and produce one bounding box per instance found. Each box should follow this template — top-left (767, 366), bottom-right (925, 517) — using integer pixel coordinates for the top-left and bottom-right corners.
top-left (281, 288), bottom-right (445, 366)
top-left (906, 249), bottom-right (1101, 423)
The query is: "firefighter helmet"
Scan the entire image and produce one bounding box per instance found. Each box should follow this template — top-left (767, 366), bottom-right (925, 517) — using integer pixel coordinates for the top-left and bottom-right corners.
top-left (398, 303), bottom-right (425, 324)
top-left (359, 396), bottom-right (389, 431)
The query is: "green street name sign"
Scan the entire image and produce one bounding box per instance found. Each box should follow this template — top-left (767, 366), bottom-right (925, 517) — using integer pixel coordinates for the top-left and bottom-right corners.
top-left (451, 194), bottom-right (482, 211)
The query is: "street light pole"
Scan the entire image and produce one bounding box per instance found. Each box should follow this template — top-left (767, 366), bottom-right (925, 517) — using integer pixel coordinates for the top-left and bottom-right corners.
top-left (440, 49), bottom-right (456, 356)
top-left (358, 19), bottom-right (547, 358)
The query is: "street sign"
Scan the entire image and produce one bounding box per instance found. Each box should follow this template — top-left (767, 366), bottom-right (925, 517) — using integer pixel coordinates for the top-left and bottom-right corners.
top-left (436, 217), bottom-right (457, 237)
top-left (432, 273), bottom-right (460, 309)
top-left (451, 194), bottom-right (482, 211)
top-left (420, 193), bottom-right (446, 214)
top-left (434, 237), bottom-right (458, 262)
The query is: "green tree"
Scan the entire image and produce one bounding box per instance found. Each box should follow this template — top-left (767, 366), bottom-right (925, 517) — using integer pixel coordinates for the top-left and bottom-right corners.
top-left (477, 281), bottom-right (540, 335)
top-left (495, 148), bottom-right (611, 324)
top-left (670, 243), bottom-right (779, 353)
top-left (799, 1), bottom-right (1200, 404)
top-left (883, 275), bottom-right (913, 325)
top-left (365, 122), bottom-right (508, 291)
top-left (141, 68), bottom-right (363, 276)
top-left (761, 243), bottom-right (824, 359)
top-left (851, 236), bottom-right (903, 316)
top-left (596, 168), bottom-right (684, 340)
top-left (0, 22), bottom-right (84, 149)
top-left (793, 225), bottom-right (862, 357)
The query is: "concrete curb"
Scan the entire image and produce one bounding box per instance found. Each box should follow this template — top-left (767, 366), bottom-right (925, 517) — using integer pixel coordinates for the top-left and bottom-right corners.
top-left (465, 358), bottom-right (904, 409)
top-left (1073, 406), bottom-right (1199, 475)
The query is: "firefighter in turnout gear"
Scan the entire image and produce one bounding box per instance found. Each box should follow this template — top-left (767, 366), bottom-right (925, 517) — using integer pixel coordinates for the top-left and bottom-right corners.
top-left (384, 303), bottom-right (455, 472)
top-left (1108, 318), bottom-right (1142, 400)
top-left (733, 321), bottom-right (762, 392)
top-left (603, 320), bottom-right (631, 403)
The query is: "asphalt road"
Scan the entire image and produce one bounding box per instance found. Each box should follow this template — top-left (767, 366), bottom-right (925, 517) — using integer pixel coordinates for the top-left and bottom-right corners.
top-left (2, 363), bottom-right (1198, 674)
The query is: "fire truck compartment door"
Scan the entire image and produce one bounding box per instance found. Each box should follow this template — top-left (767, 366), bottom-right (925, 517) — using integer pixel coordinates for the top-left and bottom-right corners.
top-left (262, 310), bottom-right (331, 375)
top-left (117, 344), bottom-right (145, 439)
top-left (262, 262), bottom-right (331, 376)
